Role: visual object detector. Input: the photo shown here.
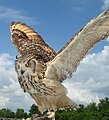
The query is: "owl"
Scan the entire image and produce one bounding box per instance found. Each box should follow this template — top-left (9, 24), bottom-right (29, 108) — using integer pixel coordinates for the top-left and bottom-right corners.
top-left (10, 10), bottom-right (109, 120)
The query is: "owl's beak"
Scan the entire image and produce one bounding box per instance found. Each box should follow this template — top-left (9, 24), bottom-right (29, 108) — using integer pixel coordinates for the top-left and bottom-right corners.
top-left (21, 69), bottom-right (25, 75)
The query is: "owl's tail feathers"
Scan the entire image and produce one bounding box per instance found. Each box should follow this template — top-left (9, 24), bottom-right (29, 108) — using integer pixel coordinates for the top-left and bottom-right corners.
top-left (56, 95), bottom-right (79, 110)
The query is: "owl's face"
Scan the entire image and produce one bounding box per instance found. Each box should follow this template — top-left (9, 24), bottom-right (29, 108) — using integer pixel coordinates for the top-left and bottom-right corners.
top-left (15, 56), bottom-right (37, 78)
top-left (15, 56), bottom-right (40, 92)
top-left (15, 56), bottom-right (46, 81)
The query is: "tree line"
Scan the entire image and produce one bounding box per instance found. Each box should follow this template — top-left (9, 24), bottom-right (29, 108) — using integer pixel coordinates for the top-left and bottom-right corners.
top-left (0, 97), bottom-right (109, 120)
top-left (0, 104), bottom-right (38, 119)
top-left (56, 97), bottom-right (109, 120)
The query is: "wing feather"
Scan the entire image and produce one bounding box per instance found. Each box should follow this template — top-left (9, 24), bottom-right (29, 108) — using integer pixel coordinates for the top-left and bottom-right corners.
top-left (10, 22), bottom-right (57, 62)
top-left (45, 10), bottom-right (109, 82)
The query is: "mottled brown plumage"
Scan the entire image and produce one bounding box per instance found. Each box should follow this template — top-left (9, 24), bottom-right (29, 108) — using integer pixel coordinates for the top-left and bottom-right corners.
top-left (11, 10), bottom-right (109, 120)
top-left (10, 22), bottom-right (57, 62)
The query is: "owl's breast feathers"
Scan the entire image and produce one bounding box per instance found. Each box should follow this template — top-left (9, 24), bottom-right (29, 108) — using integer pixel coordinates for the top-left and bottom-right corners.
top-left (11, 22), bottom-right (57, 63)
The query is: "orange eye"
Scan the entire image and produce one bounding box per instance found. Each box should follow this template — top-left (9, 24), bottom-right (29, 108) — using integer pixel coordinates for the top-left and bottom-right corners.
top-left (25, 60), bottom-right (31, 67)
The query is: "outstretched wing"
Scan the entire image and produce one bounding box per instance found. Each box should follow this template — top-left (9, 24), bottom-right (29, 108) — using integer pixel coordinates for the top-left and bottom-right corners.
top-left (45, 10), bottom-right (109, 82)
top-left (10, 22), bottom-right (57, 62)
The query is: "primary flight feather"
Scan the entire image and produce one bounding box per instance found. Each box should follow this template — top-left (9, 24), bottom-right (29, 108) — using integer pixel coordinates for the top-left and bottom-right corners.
top-left (10, 10), bottom-right (109, 119)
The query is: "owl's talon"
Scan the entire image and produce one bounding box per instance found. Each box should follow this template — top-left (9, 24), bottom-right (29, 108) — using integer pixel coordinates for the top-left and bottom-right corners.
top-left (31, 113), bottom-right (47, 120)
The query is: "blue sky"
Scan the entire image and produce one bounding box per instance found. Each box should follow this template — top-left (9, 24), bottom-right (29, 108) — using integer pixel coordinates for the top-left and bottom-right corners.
top-left (0, 0), bottom-right (109, 111)
top-left (0, 0), bottom-right (108, 55)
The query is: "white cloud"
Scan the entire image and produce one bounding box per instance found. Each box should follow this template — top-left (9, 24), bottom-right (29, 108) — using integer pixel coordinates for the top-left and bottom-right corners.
top-left (64, 45), bottom-right (109, 105)
top-left (0, 6), bottom-right (38, 25)
top-left (0, 53), bottom-right (34, 111)
top-left (0, 96), bottom-right (9, 106)
top-left (102, 0), bottom-right (109, 10)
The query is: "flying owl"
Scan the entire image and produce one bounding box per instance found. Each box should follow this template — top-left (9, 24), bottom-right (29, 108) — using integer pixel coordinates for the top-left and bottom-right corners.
top-left (10, 10), bottom-right (109, 120)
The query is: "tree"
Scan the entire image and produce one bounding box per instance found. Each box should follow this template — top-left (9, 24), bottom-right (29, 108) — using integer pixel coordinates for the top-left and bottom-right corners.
top-left (28, 104), bottom-right (38, 117)
top-left (98, 97), bottom-right (109, 119)
top-left (86, 102), bottom-right (97, 111)
top-left (0, 108), bottom-right (15, 118)
top-left (24, 112), bottom-right (28, 119)
top-left (15, 108), bottom-right (25, 119)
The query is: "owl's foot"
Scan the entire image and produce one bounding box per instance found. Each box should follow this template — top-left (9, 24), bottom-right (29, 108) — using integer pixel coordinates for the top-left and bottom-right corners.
top-left (31, 112), bottom-right (49, 120)
top-left (47, 110), bottom-right (55, 120)
top-left (31, 110), bottom-right (55, 120)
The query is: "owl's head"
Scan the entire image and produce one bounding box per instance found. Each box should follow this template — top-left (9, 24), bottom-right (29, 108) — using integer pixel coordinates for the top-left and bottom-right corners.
top-left (15, 56), bottom-right (37, 76)
top-left (15, 56), bottom-right (46, 79)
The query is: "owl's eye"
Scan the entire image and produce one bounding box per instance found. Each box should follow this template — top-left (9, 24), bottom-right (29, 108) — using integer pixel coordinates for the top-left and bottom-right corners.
top-left (25, 60), bottom-right (31, 67)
